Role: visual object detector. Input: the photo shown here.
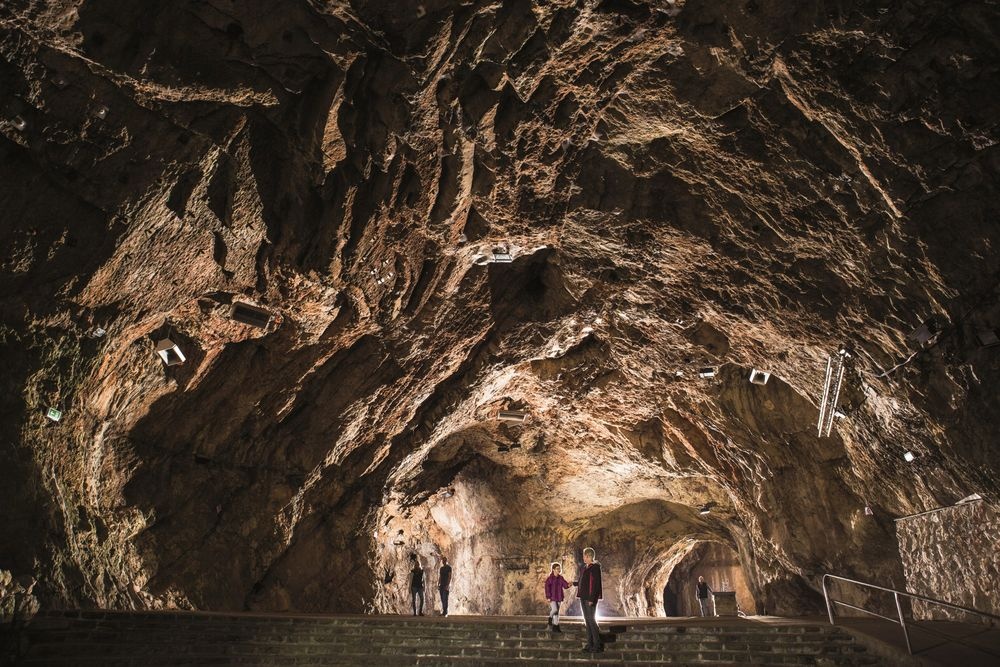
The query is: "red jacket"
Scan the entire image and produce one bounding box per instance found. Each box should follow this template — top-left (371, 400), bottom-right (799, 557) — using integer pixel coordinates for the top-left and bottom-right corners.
top-left (578, 563), bottom-right (603, 603)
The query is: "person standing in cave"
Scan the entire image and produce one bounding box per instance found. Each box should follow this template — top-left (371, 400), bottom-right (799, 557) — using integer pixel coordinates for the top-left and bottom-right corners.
top-left (438, 556), bottom-right (452, 616)
top-left (696, 575), bottom-right (713, 617)
top-left (409, 554), bottom-right (425, 616)
top-left (544, 562), bottom-right (575, 633)
top-left (577, 547), bottom-right (604, 653)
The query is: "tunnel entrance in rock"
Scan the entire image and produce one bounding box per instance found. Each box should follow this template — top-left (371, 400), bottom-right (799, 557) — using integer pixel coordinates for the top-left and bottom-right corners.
top-left (661, 541), bottom-right (757, 617)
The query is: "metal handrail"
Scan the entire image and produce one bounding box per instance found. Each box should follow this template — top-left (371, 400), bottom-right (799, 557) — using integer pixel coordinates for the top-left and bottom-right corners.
top-left (822, 573), bottom-right (1000, 655)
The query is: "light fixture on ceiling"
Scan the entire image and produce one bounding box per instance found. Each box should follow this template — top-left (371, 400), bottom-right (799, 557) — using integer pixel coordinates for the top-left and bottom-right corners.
top-left (46, 407), bottom-right (63, 422)
top-left (230, 302), bottom-right (272, 328)
top-left (864, 506), bottom-right (874, 516)
top-left (11, 115), bottom-right (27, 131)
top-left (818, 350), bottom-right (847, 438)
top-left (976, 329), bottom-right (999, 347)
top-left (155, 338), bottom-right (186, 366)
top-left (491, 249), bottom-right (513, 263)
top-left (749, 368), bottom-right (770, 385)
top-left (497, 409), bottom-right (527, 422)
top-left (699, 504), bottom-right (711, 515)
top-left (907, 319), bottom-right (939, 348)
top-left (698, 367), bottom-right (716, 378)
top-left (903, 451), bottom-right (917, 463)
top-left (93, 105), bottom-right (109, 120)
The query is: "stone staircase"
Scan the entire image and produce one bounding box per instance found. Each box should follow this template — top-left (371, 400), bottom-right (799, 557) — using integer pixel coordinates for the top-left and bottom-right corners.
top-left (2, 611), bottom-right (884, 666)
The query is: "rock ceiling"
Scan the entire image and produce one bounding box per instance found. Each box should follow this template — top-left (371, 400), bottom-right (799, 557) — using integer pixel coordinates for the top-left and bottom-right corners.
top-left (1, 0), bottom-right (998, 617)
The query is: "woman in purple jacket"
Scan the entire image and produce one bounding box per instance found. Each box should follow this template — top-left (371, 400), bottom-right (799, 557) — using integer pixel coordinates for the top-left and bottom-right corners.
top-left (544, 562), bottom-right (576, 633)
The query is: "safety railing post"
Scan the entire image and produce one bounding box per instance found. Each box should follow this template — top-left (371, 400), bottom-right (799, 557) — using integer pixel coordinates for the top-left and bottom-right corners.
top-left (894, 591), bottom-right (912, 654)
top-left (823, 575), bottom-right (835, 625)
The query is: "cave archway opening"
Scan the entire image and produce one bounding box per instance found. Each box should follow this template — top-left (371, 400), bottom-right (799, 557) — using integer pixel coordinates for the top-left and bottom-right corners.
top-left (660, 540), bottom-right (758, 617)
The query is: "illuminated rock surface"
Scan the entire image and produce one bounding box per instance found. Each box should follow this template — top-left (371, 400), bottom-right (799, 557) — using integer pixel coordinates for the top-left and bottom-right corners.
top-left (1, 0), bottom-right (998, 620)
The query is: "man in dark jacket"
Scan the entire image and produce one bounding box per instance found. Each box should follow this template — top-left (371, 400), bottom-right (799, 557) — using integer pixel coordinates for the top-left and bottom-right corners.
top-left (410, 555), bottom-right (425, 616)
top-left (438, 556), bottom-right (452, 616)
top-left (577, 547), bottom-right (603, 653)
top-left (696, 575), bottom-right (713, 617)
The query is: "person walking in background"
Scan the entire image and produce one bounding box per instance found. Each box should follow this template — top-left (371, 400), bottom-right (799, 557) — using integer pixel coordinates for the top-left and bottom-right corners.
top-left (438, 556), bottom-right (452, 616)
top-left (578, 547), bottom-right (603, 653)
top-left (544, 562), bottom-right (575, 633)
top-left (696, 575), bottom-right (713, 617)
top-left (409, 554), bottom-right (425, 616)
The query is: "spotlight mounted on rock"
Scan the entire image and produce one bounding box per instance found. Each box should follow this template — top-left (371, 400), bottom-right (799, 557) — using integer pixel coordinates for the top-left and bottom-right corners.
top-left (155, 338), bottom-right (186, 366)
top-left (46, 407), bottom-right (63, 422)
top-left (864, 506), bottom-right (874, 516)
top-left (491, 247), bottom-right (513, 263)
top-left (748, 368), bottom-right (770, 385)
top-left (907, 319), bottom-right (939, 348)
top-left (11, 115), bottom-right (27, 131)
top-left (903, 451), bottom-right (917, 463)
top-left (93, 105), bottom-right (109, 120)
top-left (230, 302), bottom-right (273, 329)
top-left (497, 409), bottom-right (527, 422)
top-left (698, 367), bottom-right (717, 378)
top-left (975, 329), bottom-right (999, 348)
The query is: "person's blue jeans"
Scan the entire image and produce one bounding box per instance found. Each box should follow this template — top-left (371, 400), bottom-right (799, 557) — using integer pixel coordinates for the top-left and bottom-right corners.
top-left (411, 589), bottom-right (424, 615)
top-left (582, 601), bottom-right (602, 650)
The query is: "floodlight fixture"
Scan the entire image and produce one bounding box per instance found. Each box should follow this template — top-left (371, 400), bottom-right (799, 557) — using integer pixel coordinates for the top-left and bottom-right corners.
top-left (155, 338), bottom-right (186, 366)
top-left (749, 368), bottom-right (770, 385)
top-left (818, 352), bottom-right (846, 438)
top-left (230, 302), bottom-right (272, 328)
top-left (46, 407), bottom-right (63, 422)
top-left (976, 329), bottom-right (999, 347)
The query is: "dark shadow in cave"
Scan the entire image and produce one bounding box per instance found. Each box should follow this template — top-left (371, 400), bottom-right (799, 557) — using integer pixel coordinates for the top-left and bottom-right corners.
top-left (486, 247), bottom-right (577, 324)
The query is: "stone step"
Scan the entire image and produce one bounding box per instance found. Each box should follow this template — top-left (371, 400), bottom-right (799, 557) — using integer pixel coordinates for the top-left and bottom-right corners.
top-left (25, 616), bottom-right (853, 638)
top-left (20, 646), bottom-right (878, 666)
top-left (40, 612), bottom-right (843, 633)
top-left (11, 613), bottom-right (880, 666)
top-left (22, 632), bottom-right (866, 653)
top-left (21, 630), bottom-right (860, 651)
top-left (20, 639), bottom-right (879, 665)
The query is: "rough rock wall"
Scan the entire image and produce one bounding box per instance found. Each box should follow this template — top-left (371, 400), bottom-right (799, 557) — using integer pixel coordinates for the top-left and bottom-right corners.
top-left (1, 0), bottom-right (999, 619)
top-left (896, 500), bottom-right (1000, 621)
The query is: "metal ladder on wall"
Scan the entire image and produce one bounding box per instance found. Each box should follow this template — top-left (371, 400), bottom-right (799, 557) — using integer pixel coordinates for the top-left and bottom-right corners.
top-left (822, 574), bottom-right (1000, 656)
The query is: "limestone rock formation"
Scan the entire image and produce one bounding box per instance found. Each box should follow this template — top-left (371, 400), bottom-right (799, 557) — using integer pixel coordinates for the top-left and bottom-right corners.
top-left (1, 0), bottom-right (998, 620)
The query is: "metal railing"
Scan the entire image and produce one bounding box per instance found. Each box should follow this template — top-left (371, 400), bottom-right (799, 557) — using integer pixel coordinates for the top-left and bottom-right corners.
top-left (822, 573), bottom-right (1000, 655)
